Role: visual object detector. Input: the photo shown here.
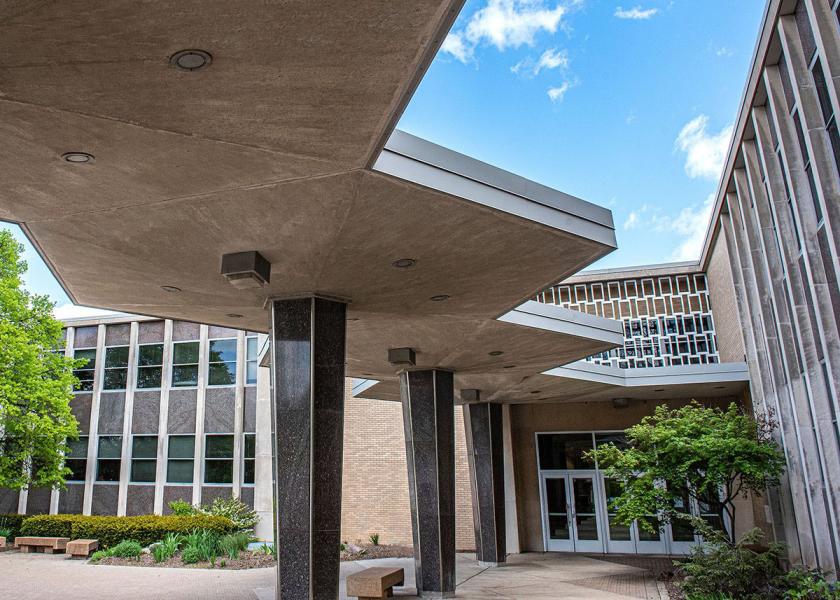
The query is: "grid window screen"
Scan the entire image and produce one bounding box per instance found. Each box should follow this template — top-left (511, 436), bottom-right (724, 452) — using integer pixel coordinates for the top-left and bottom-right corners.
top-left (537, 273), bottom-right (719, 368)
top-left (167, 435), bottom-right (195, 483)
top-left (137, 343), bottom-right (164, 389)
top-left (73, 348), bottom-right (96, 391)
top-left (208, 338), bottom-right (237, 386)
top-left (172, 341), bottom-right (200, 387)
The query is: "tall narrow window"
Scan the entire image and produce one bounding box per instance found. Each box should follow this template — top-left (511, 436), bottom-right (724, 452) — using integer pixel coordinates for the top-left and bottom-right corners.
top-left (208, 338), bottom-right (237, 386)
top-left (166, 435), bottom-right (195, 483)
top-left (136, 343), bottom-right (163, 389)
top-left (96, 436), bottom-right (122, 482)
top-left (73, 348), bottom-right (96, 391)
top-left (243, 433), bottom-right (256, 485)
top-left (172, 341), bottom-right (199, 387)
top-left (130, 435), bottom-right (158, 483)
top-left (246, 336), bottom-right (258, 385)
top-left (65, 436), bottom-right (89, 482)
top-left (103, 346), bottom-right (129, 390)
top-left (204, 434), bottom-right (234, 484)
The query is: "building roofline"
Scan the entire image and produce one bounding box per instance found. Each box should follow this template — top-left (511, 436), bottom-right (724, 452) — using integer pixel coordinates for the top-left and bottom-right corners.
top-left (543, 360), bottom-right (751, 387)
top-left (564, 260), bottom-right (702, 283)
top-left (698, 0), bottom-right (782, 269)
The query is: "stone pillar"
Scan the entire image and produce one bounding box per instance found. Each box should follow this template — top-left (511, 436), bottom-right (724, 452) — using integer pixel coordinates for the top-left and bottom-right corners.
top-left (401, 369), bottom-right (456, 598)
top-left (270, 296), bottom-right (346, 600)
top-left (463, 400), bottom-right (505, 567)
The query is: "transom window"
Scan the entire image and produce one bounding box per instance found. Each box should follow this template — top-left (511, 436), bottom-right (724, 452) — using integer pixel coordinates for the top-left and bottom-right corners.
top-left (166, 435), bottom-right (195, 483)
top-left (96, 435), bottom-right (122, 482)
top-left (208, 339), bottom-right (237, 386)
top-left (65, 436), bottom-right (89, 482)
top-left (243, 433), bottom-right (256, 485)
top-left (246, 336), bottom-right (258, 385)
top-left (73, 348), bottom-right (96, 392)
top-left (204, 434), bottom-right (234, 484)
top-left (172, 341), bottom-right (200, 387)
top-left (103, 346), bottom-right (129, 390)
top-left (130, 435), bottom-right (158, 483)
top-left (136, 343), bottom-right (164, 389)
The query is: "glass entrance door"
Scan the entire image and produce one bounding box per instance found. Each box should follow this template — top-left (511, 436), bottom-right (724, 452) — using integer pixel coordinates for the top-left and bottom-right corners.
top-left (540, 471), bottom-right (604, 552)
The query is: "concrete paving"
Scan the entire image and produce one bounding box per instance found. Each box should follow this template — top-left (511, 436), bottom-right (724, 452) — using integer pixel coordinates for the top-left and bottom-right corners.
top-left (0, 551), bottom-right (664, 599)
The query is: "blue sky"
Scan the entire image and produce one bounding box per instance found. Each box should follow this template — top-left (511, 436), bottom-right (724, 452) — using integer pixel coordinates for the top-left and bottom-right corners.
top-left (2, 0), bottom-right (765, 315)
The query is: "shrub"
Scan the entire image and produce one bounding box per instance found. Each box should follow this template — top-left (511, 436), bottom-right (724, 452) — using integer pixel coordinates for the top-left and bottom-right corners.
top-left (369, 532), bottom-right (380, 546)
top-left (168, 499), bottom-right (196, 517)
top-left (773, 569), bottom-right (840, 599)
top-left (21, 514), bottom-right (234, 548)
top-left (181, 545), bottom-right (200, 564)
top-left (197, 497), bottom-right (258, 532)
top-left (678, 528), bottom-right (784, 600)
top-left (0, 514), bottom-right (28, 541)
top-left (108, 540), bottom-right (143, 558)
top-left (183, 528), bottom-right (220, 563)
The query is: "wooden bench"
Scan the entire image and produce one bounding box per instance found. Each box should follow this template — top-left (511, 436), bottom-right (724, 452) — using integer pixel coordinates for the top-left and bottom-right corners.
top-left (0, 536), bottom-right (7, 552)
top-left (14, 536), bottom-right (70, 554)
top-left (67, 539), bottom-right (98, 558)
top-left (346, 567), bottom-right (405, 600)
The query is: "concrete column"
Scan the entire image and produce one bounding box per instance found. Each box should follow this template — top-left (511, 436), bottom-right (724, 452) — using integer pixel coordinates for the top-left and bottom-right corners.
top-left (192, 325), bottom-right (209, 505)
top-left (232, 331), bottom-right (246, 499)
top-left (270, 296), bottom-right (346, 600)
top-left (52, 327), bottom-right (76, 515)
top-left (463, 400), bottom-right (505, 567)
top-left (401, 369), bottom-right (455, 598)
top-left (117, 322), bottom-right (139, 516)
top-left (153, 320), bottom-right (174, 514)
top-left (82, 324), bottom-right (106, 515)
top-left (253, 346), bottom-right (274, 542)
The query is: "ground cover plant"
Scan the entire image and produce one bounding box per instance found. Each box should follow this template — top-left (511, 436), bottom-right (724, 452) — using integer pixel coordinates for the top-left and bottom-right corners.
top-left (90, 540), bottom-right (144, 562)
top-left (167, 497), bottom-right (258, 532)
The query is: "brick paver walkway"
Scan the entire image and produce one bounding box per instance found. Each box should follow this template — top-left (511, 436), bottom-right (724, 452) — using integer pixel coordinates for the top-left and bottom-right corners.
top-left (1, 551), bottom-right (665, 599)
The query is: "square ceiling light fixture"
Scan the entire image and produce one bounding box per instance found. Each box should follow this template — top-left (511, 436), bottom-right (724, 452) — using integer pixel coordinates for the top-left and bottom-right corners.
top-left (221, 251), bottom-right (271, 289)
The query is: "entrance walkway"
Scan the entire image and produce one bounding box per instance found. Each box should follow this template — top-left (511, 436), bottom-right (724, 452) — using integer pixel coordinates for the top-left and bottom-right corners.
top-left (1, 551), bottom-right (667, 599)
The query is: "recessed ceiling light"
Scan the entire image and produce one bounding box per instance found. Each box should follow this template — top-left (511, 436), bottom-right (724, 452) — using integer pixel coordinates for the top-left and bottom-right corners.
top-left (62, 152), bottom-right (94, 164)
top-left (429, 294), bottom-right (450, 302)
top-left (531, 390), bottom-right (541, 394)
top-left (392, 258), bottom-right (416, 269)
top-left (503, 365), bottom-right (516, 369)
top-left (654, 388), bottom-right (665, 392)
top-left (170, 49), bottom-right (212, 71)
top-left (489, 350), bottom-right (504, 356)
top-left (161, 285), bottom-right (181, 293)
top-left (714, 385), bottom-right (727, 390)
top-left (226, 313), bottom-right (243, 319)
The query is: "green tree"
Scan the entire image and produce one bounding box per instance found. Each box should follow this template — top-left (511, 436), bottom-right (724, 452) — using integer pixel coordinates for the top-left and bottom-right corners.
top-left (588, 401), bottom-right (785, 545)
top-left (0, 229), bottom-right (81, 489)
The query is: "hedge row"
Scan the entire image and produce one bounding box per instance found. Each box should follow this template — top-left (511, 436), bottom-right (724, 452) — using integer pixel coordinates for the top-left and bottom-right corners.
top-left (0, 513), bottom-right (26, 540)
top-left (20, 514), bottom-right (235, 548)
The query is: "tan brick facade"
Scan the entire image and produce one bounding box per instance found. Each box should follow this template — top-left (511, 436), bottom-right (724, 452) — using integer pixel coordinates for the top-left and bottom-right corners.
top-left (706, 235), bottom-right (746, 364)
top-left (341, 388), bottom-right (475, 551)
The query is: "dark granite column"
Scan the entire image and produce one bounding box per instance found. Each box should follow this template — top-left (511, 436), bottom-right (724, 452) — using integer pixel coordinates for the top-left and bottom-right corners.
top-left (401, 369), bottom-right (456, 598)
top-left (463, 400), bottom-right (506, 567)
top-left (270, 297), bottom-right (346, 600)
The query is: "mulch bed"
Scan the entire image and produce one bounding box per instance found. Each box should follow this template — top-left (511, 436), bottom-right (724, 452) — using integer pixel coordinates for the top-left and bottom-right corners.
top-left (340, 544), bottom-right (413, 562)
top-left (94, 550), bottom-right (276, 570)
top-left (91, 543), bottom-right (412, 569)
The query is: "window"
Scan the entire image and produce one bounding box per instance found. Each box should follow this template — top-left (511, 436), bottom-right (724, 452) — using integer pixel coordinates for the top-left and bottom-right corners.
top-left (208, 339), bottom-right (237, 386)
top-left (103, 346), bottom-right (129, 390)
top-left (65, 436), bottom-right (88, 482)
top-left (204, 434), bottom-right (234, 484)
top-left (172, 341), bottom-right (199, 387)
top-left (96, 436), bottom-right (122, 482)
top-left (243, 433), bottom-right (256, 485)
top-left (136, 343), bottom-right (163, 389)
top-left (537, 433), bottom-right (595, 470)
top-left (246, 336), bottom-right (258, 385)
top-left (73, 348), bottom-right (96, 391)
top-left (166, 435), bottom-right (195, 483)
top-left (130, 435), bottom-right (158, 483)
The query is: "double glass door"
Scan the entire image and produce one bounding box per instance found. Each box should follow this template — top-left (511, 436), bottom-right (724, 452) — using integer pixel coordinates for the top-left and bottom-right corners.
top-left (540, 471), bottom-right (603, 553)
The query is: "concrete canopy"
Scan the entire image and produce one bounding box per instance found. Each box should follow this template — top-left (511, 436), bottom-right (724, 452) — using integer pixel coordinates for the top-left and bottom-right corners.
top-left (0, 0), bottom-right (617, 378)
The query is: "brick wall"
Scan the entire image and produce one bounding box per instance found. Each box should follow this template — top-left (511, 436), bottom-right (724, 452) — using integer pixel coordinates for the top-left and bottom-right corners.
top-left (341, 387), bottom-right (475, 551)
top-left (706, 232), bottom-right (746, 363)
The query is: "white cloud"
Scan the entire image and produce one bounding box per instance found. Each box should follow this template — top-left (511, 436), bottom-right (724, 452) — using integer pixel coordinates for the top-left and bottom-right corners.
top-left (442, 1), bottom-right (568, 63)
top-left (715, 46), bottom-right (733, 57)
top-left (614, 5), bottom-right (659, 19)
top-left (664, 193), bottom-right (716, 261)
top-left (53, 304), bottom-right (124, 321)
top-left (674, 114), bottom-right (733, 180)
top-left (547, 81), bottom-right (574, 102)
top-left (512, 47), bottom-right (569, 75)
top-left (623, 211), bottom-right (640, 230)
top-left (441, 32), bottom-right (473, 63)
